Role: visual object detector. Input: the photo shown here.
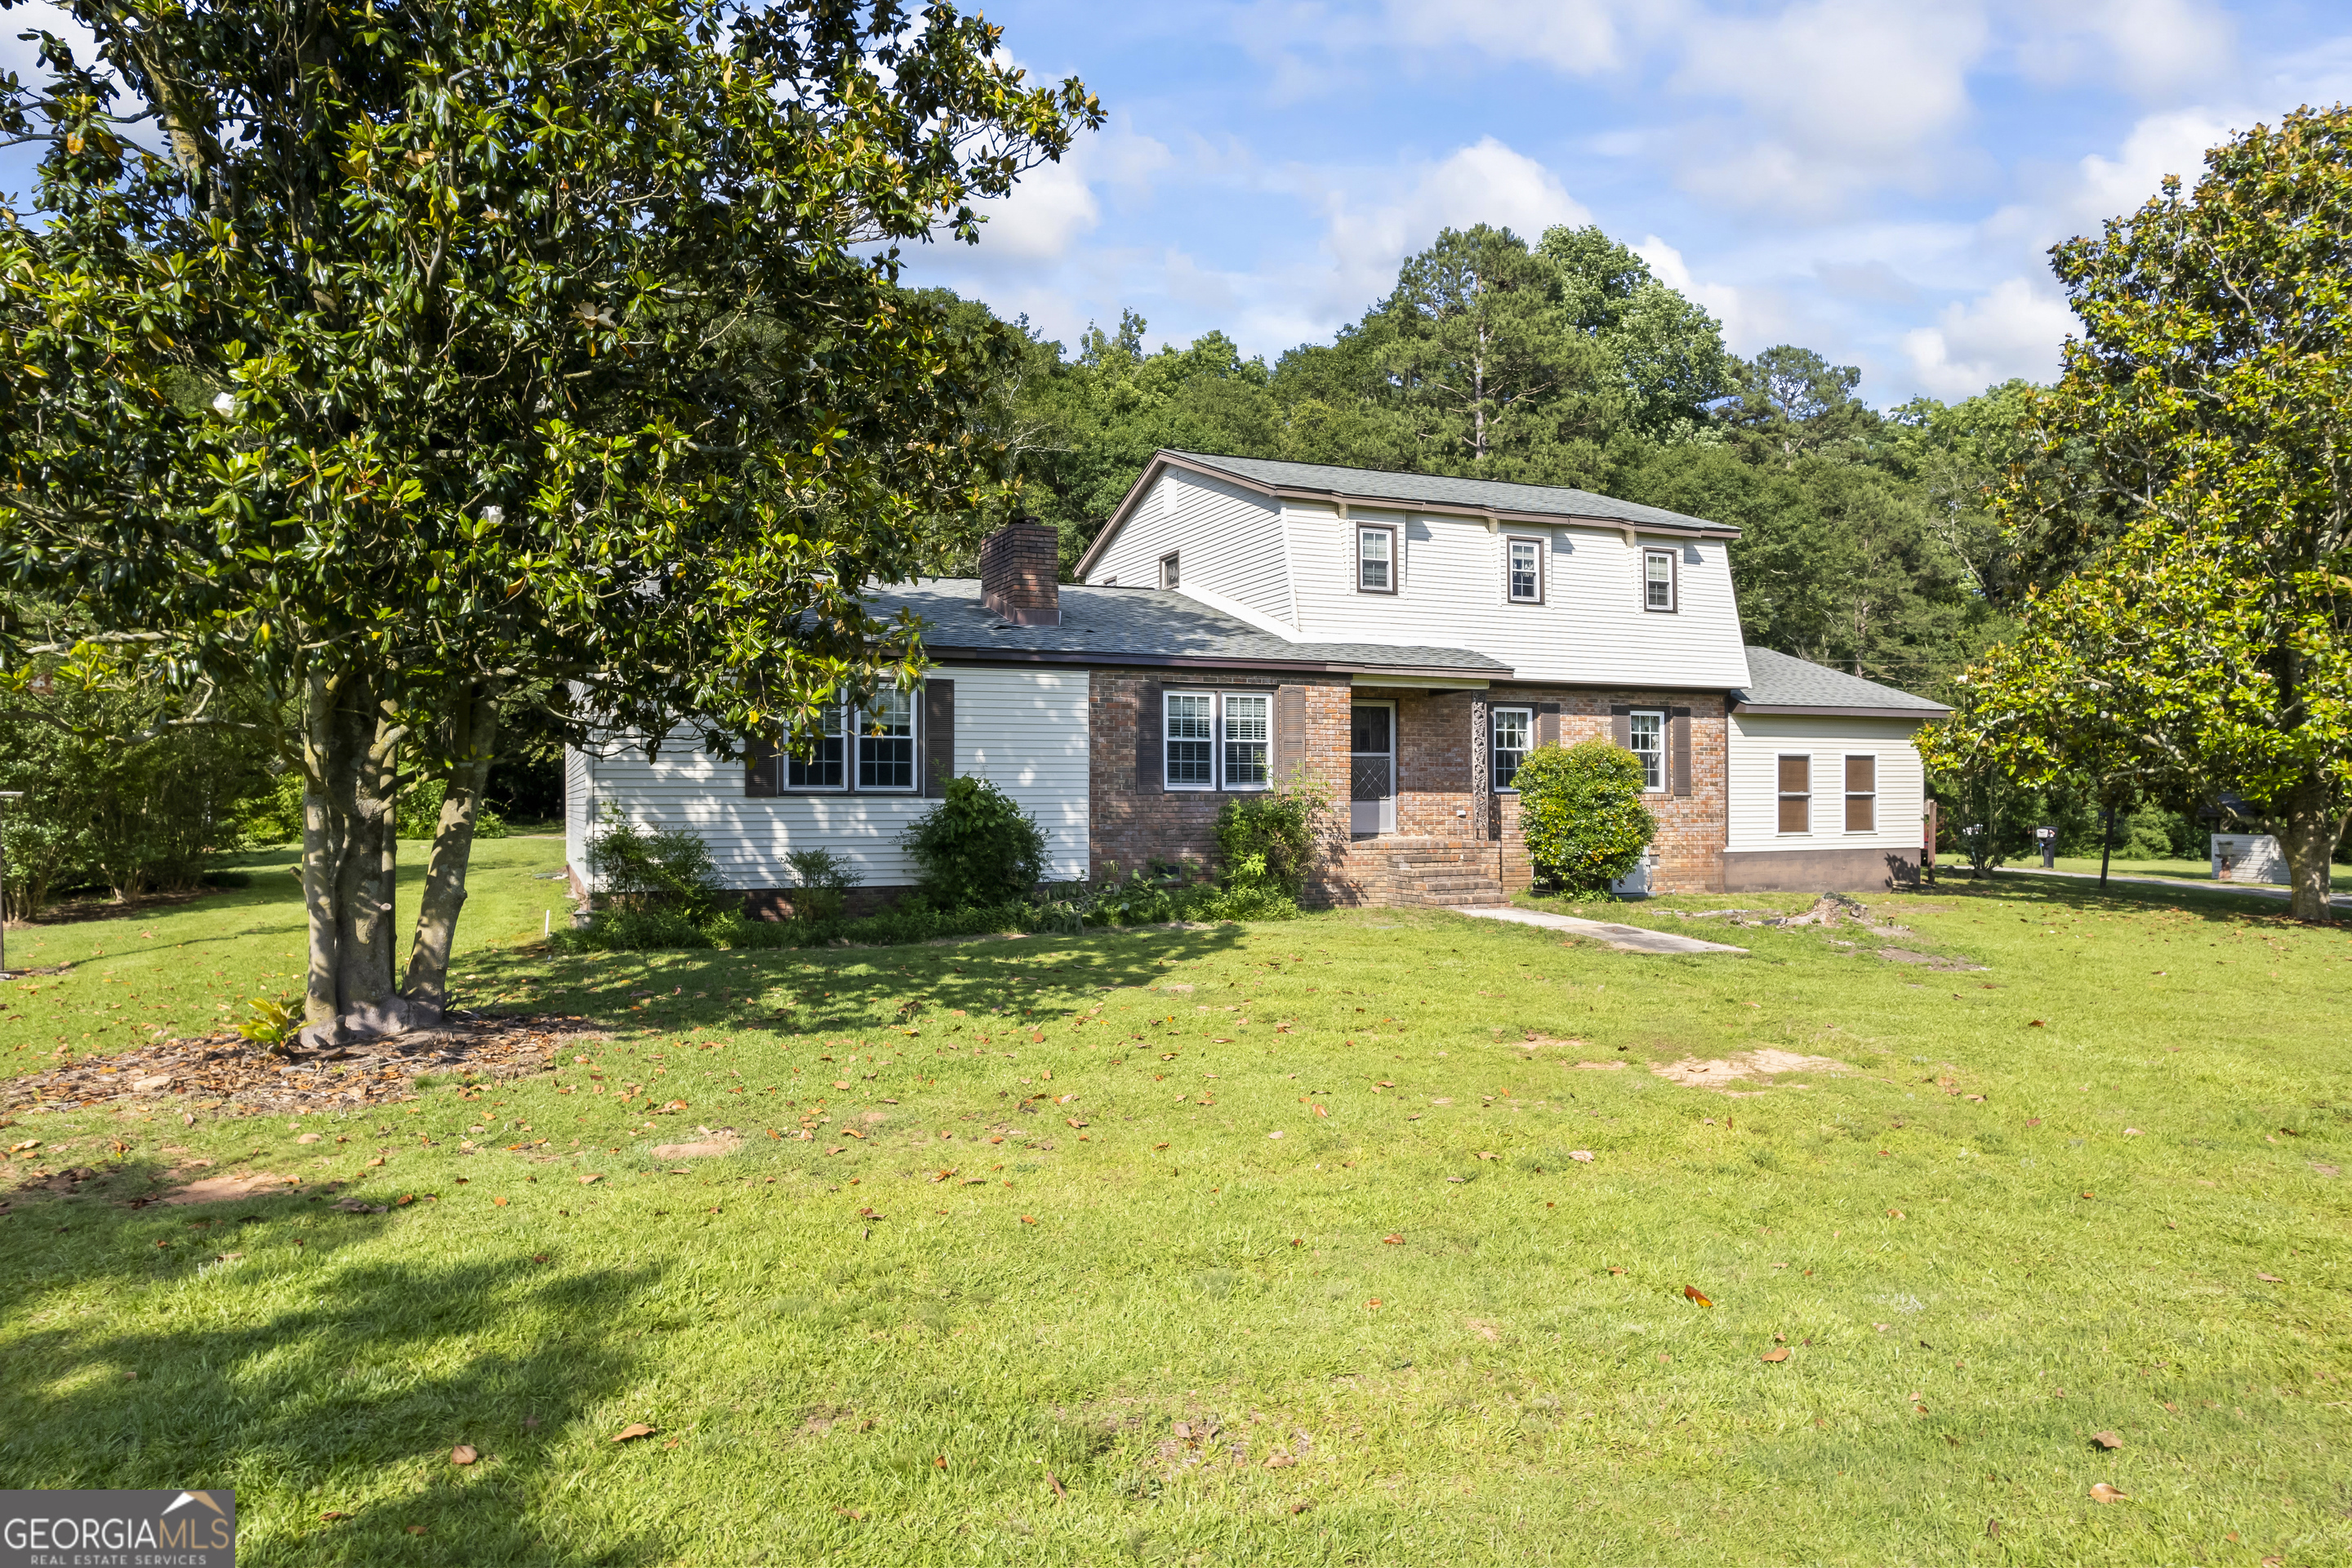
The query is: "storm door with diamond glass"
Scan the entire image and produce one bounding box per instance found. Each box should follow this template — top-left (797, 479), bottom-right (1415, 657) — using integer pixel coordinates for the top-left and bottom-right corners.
top-left (1350, 702), bottom-right (1395, 837)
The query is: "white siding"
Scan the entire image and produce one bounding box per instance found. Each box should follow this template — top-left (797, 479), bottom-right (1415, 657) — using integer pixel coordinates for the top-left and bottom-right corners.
top-left (1281, 505), bottom-right (1750, 687)
top-left (1086, 470), bottom-right (1293, 626)
top-left (564, 666), bottom-right (1089, 889)
top-left (564, 746), bottom-right (595, 883)
top-left (1726, 713), bottom-right (1928, 855)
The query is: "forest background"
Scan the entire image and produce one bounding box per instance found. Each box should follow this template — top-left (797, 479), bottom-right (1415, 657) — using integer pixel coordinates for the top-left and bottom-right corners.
top-left (0, 216), bottom-right (2319, 916)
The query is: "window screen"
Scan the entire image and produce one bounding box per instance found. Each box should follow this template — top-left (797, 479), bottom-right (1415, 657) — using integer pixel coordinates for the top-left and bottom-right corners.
top-left (1629, 711), bottom-right (1664, 791)
top-left (1492, 707), bottom-right (1531, 789)
top-left (785, 703), bottom-right (845, 789)
top-left (1357, 527), bottom-right (1392, 591)
top-left (857, 690), bottom-right (915, 790)
top-left (1644, 550), bottom-right (1676, 611)
top-left (1223, 693), bottom-right (1269, 787)
top-left (1508, 539), bottom-right (1540, 602)
top-left (1160, 552), bottom-right (1179, 590)
top-left (1845, 754), bottom-right (1876, 831)
top-left (1777, 755), bottom-right (1811, 833)
top-left (1166, 693), bottom-right (1214, 788)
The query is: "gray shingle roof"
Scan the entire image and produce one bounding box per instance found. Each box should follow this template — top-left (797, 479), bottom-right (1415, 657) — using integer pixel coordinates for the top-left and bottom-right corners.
top-left (1166, 450), bottom-right (1728, 535)
top-left (876, 580), bottom-right (1512, 676)
top-left (1734, 647), bottom-right (1949, 715)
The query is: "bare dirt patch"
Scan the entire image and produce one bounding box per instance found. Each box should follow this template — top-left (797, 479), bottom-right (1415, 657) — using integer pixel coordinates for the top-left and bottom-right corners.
top-left (3, 1013), bottom-right (602, 1118)
top-left (647, 1134), bottom-right (742, 1160)
top-left (1567, 1061), bottom-right (1626, 1071)
top-left (1650, 1049), bottom-right (1849, 1091)
top-left (158, 1171), bottom-right (308, 1205)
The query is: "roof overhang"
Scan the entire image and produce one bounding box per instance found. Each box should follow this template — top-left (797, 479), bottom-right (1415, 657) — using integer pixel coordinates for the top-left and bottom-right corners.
top-left (926, 644), bottom-right (1511, 682)
top-left (1732, 702), bottom-right (1949, 719)
top-left (1078, 451), bottom-right (1738, 578)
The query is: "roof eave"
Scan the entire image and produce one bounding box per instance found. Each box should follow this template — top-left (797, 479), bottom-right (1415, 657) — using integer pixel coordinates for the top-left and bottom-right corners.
top-left (1731, 702), bottom-right (1949, 719)
top-left (924, 643), bottom-right (1509, 681)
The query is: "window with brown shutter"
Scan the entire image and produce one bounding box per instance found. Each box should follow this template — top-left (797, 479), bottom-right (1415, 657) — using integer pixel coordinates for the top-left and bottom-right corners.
top-left (1845, 754), bottom-right (1876, 831)
top-left (1777, 755), bottom-right (1811, 834)
top-left (922, 680), bottom-right (955, 796)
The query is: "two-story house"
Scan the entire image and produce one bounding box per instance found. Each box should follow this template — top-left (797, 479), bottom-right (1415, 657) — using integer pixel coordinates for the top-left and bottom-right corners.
top-left (564, 450), bottom-right (1948, 910)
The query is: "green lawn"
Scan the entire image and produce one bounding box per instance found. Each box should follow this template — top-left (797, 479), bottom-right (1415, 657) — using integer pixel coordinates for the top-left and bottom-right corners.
top-left (2049, 854), bottom-right (2220, 882)
top-left (3, 849), bottom-right (2349, 1566)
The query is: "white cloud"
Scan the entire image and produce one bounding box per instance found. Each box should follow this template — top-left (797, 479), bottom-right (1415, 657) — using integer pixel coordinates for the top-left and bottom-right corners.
top-left (1900, 277), bottom-right (2078, 399)
top-left (1315, 136), bottom-right (1590, 307)
top-left (1633, 235), bottom-right (1784, 350)
top-left (1982, 106), bottom-right (2241, 259)
top-left (2011, 0), bottom-right (2236, 97)
top-left (961, 119), bottom-right (1174, 265)
top-left (1381, 0), bottom-right (1677, 76)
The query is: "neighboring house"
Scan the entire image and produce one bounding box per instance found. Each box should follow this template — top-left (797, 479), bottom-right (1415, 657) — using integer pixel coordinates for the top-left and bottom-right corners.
top-left (565, 450), bottom-right (1949, 910)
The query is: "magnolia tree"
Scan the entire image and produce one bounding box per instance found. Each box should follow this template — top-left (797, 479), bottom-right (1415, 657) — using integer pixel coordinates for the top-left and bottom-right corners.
top-left (1933, 108), bottom-right (2352, 921)
top-left (0, 0), bottom-right (1100, 1037)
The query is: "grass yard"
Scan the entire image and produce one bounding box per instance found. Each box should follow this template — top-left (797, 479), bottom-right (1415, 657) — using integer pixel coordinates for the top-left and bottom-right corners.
top-left (2, 844), bottom-right (2350, 1566)
top-left (2049, 855), bottom-right (2221, 883)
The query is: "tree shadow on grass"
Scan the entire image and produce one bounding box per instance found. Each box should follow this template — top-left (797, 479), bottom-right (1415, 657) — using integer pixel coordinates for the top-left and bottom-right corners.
top-left (0, 1187), bottom-right (677, 1566)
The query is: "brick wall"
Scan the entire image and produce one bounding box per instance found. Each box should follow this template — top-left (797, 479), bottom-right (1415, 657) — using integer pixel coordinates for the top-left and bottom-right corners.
top-left (1491, 689), bottom-right (1729, 894)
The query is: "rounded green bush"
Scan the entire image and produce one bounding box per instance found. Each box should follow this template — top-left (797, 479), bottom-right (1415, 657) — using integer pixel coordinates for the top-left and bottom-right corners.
top-left (1514, 738), bottom-right (1657, 896)
top-left (899, 775), bottom-right (1048, 905)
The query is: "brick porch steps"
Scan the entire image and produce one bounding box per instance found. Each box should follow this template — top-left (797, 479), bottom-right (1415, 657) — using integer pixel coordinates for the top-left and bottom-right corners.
top-left (1352, 836), bottom-right (1508, 908)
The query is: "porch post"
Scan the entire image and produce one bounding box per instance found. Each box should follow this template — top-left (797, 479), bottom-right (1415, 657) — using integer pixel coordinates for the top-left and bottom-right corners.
top-left (1469, 695), bottom-right (1490, 840)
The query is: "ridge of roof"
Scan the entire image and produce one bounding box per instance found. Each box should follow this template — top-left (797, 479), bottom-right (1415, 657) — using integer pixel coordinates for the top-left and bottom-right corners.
top-left (1733, 645), bottom-right (1949, 715)
top-left (1164, 449), bottom-right (1730, 534)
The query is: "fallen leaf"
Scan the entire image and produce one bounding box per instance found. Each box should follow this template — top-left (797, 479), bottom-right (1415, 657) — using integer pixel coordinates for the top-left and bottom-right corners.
top-left (1047, 1470), bottom-right (1067, 1499)
top-left (1606, 1266), bottom-right (1626, 1276)
top-left (1366, 1298), bottom-right (1383, 1308)
top-left (578, 1174), bottom-right (602, 1185)
top-left (1761, 1348), bottom-right (1789, 1362)
top-left (320, 1511), bottom-right (351, 1521)
top-left (2028, 1020), bottom-right (2047, 1027)
top-left (1475, 1151), bottom-right (1496, 1160)
top-left (1683, 1285), bottom-right (1713, 1307)
top-left (1020, 1215), bottom-right (1036, 1224)
top-left (1569, 1150), bottom-right (1594, 1162)
top-left (1888, 1208), bottom-right (1905, 1218)
top-left (2091, 1430), bottom-right (2123, 1450)
top-left (612, 1423), bottom-right (657, 1443)
top-left (2123, 1127), bottom-right (2143, 1137)
top-left (492, 1196), bottom-right (508, 1207)
top-left (1312, 1103), bottom-right (1328, 1119)
top-left (1263, 1450), bottom-right (1298, 1468)
top-left (1382, 1233), bottom-right (1403, 1245)
top-left (407, 1525), bottom-right (427, 1535)
top-left (2256, 1272), bottom-right (2283, 1283)
top-left (2088, 1482), bottom-right (2129, 1503)
top-left (450, 1444), bottom-right (479, 1465)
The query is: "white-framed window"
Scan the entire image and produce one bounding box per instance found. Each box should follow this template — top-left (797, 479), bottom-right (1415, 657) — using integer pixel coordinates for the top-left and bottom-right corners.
top-left (1643, 548), bottom-right (1677, 612)
top-left (1356, 524), bottom-right (1396, 593)
top-left (1628, 710), bottom-right (1664, 791)
top-left (1777, 755), bottom-right (1811, 833)
top-left (857, 689), bottom-right (916, 791)
top-left (1506, 537), bottom-right (1543, 604)
top-left (1223, 693), bottom-right (1269, 787)
top-left (1165, 690), bottom-right (1273, 791)
top-left (785, 702), bottom-right (846, 790)
top-left (1160, 551), bottom-right (1180, 590)
top-left (1165, 693), bottom-right (1215, 788)
top-left (1492, 706), bottom-right (1532, 790)
top-left (1844, 754), bottom-right (1877, 831)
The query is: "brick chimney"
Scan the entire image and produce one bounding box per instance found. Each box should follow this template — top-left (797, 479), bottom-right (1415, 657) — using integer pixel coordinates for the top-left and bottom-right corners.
top-left (978, 517), bottom-right (1062, 626)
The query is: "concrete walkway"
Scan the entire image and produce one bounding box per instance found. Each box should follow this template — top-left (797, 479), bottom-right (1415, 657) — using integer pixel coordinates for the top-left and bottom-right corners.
top-left (1446, 903), bottom-right (1747, 955)
top-left (1993, 865), bottom-right (2352, 911)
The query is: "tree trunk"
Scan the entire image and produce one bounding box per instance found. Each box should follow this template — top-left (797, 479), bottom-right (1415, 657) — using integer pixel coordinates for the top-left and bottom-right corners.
top-left (401, 680), bottom-right (502, 1020)
top-left (2276, 771), bottom-right (2340, 923)
top-left (298, 668), bottom-right (410, 1046)
top-left (2099, 804), bottom-right (2114, 892)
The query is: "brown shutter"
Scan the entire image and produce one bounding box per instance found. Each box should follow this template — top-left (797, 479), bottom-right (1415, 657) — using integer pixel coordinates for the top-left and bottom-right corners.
top-left (745, 735), bottom-right (777, 797)
top-left (1136, 681), bottom-right (1164, 792)
top-left (1610, 705), bottom-right (1631, 751)
top-left (1670, 708), bottom-right (1692, 797)
top-left (923, 679), bottom-right (955, 796)
top-left (1535, 702), bottom-right (1561, 746)
top-left (1273, 684), bottom-right (1307, 785)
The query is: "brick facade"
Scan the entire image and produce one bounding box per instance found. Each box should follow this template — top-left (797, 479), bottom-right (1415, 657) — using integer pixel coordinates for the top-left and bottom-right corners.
top-left (1088, 670), bottom-right (1731, 903)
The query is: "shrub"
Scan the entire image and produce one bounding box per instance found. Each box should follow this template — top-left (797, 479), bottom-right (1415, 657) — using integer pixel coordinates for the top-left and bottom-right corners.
top-left (585, 809), bottom-right (721, 920)
top-left (1214, 782), bottom-right (1333, 898)
top-left (1514, 739), bottom-right (1656, 898)
top-left (899, 776), bottom-right (1047, 905)
top-left (396, 777), bottom-right (510, 841)
top-left (784, 847), bottom-right (863, 922)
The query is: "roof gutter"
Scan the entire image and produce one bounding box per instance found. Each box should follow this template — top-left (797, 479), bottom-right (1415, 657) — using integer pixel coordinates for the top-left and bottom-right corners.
top-left (924, 643), bottom-right (1512, 682)
top-left (1732, 702), bottom-right (1950, 719)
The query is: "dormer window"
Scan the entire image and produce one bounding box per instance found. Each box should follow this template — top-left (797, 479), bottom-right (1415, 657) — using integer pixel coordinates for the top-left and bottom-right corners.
top-left (1356, 524), bottom-right (1396, 593)
top-left (1160, 551), bottom-right (1179, 590)
top-left (1643, 548), bottom-right (1677, 612)
top-left (1506, 537), bottom-right (1543, 604)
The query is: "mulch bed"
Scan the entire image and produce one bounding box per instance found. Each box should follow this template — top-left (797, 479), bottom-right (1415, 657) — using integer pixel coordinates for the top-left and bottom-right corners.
top-left (1, 1013), bottom-right (604, 1120)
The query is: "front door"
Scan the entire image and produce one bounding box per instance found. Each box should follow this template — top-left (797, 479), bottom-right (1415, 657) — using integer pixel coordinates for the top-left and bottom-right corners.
top-left (1350, 702), bottom-right (1395, 837)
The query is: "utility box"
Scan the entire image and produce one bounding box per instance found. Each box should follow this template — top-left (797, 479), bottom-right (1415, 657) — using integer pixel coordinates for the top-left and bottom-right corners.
top-left (2211, 833), bottom-right (2287, 884)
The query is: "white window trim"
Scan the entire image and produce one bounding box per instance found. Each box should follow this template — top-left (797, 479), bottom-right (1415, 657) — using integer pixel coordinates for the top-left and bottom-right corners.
top-left (780, 696), bottom-right (921, 795)
top-left (1628, 709), bottom-right (1666, 793)
top-left (1356, 523), bottom-right (1399, 595)
top-left (1504, 535), bottom-right (1544, 604)
top-left (1642, 547), bottom-right (1678, 613)
top-left (1165, 688), bottom-right (1274, 793)
top-left (1843, 752), bottom-right (1878, 834)
top-left (1491, 706), bottom-right (1533, 792)
top-left (1777, 753), bottom-right (1813, 835)
top-left (1160, 551), bottom-right (1179, 590)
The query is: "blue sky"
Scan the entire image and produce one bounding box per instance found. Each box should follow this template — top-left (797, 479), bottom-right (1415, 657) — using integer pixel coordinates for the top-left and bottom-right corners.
top-left (889, 0), bottom-right (2352, 407)
top-left (6, 2), bottom-right (2347, 408)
